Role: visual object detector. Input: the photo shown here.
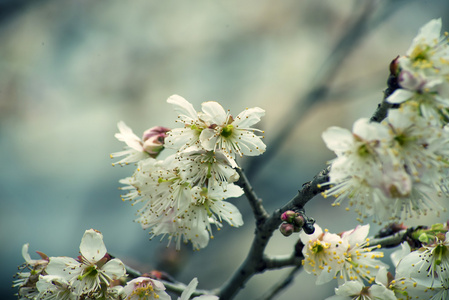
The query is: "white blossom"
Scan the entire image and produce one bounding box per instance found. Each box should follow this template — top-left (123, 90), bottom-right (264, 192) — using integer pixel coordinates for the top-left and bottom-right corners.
top-left (36, 275), bottom-right (76, 300)
top-left (121, 277), bottom-right (170, 300)
top-left (327, 268), bottom-right (396, 300)
top-left (45, 229), bottom-right (126, 296)
top-left (198, 101), bottom-right (266, 158)
top-left (337, 225), bottom-right (388, 285)
top-left (300, 224), bottom-right (346, 285)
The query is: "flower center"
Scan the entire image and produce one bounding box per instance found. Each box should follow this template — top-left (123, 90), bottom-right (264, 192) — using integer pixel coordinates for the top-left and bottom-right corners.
top-left (130, 282), bottom-right (158, 299)
top-left (78, 265), bottom-right (98, 281)
top-left (434, 244), bottom-right (447, 265)
top-left (221, 124), bottom-right (234, 138)
top-left (311, 240), bottom-right (327, 254)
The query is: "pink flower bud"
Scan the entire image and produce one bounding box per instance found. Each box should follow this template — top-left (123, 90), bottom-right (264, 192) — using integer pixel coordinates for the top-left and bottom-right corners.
top-left (142, 126), bottom-right (170, 158)
top-left (293, 215), bottom-right (305, 228)
top-left (280, 223), bottom-right (295, 237)
top-left (281, 210), bottom-right (297, 223)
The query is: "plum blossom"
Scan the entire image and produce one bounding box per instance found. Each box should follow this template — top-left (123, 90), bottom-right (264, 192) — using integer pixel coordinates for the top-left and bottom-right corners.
top-left (300, 224), bottom-right (346, 285)
top-left (387, 18), bottom-right (449, 124)
top-left (13, 244), bottom-right (49, 300)
top-left (165, 95), bottom-right (266, 159)
top-left (198, 101), bottom-right (266, 159)
top-left (45, 229), bottom-right (126, 297)
top-left (337, 225), bottom-right (388, 284)
top-left (36, 275), bottom-right (76, 300)
top-left (326, 268), bottom-right (396, 300)
top-left (121, 277), bottom-right (170, 300)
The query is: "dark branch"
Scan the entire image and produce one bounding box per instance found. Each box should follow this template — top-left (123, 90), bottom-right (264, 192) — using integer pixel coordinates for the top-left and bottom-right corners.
top-left (236, 168), bottom-right (270, 227)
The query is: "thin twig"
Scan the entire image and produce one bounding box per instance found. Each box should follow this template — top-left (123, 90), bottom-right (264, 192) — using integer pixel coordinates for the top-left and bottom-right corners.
top-left (264, 254), bottom-right (302, 270)
top-left (236, 168), bottom-right (270, 227)
top-left (369, 229), bottom-right (408, 249)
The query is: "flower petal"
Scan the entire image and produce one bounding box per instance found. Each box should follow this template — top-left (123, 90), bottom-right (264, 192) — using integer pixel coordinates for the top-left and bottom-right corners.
top-left (233, 107), bottom-right (265, 128)
top-left (101, 258), bottom-right (126, 279)
top-left (321, 126), bottom-right (353, 154)
top-left (115, 121), bottom-right (143, 152)
top-left (201, 101), bottom-right (227, 125)
top-left (79, 229), bottom-right (107, 263)
top-left (167, 95), bottom-right (198, 122)
top-left (180, 278), bottom-right (198, 300)
top-left (386, 89), bottom-right (414, 104)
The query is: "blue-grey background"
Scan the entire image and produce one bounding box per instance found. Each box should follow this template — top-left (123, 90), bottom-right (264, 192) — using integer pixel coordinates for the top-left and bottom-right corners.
top-left (1, 1), bottom-right (449, 299)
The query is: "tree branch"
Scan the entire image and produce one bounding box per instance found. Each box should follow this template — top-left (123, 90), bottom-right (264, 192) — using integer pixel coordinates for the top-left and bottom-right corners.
top-left (236, 168), bottom-right (270, 227)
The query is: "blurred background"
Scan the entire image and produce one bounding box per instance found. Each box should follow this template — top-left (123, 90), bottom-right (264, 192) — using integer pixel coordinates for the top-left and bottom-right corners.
top-left (2, 0), bottom-right (449, 299)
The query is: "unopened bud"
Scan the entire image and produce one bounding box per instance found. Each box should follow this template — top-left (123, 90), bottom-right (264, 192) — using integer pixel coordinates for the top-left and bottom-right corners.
top-left (280, 223), bottom-right (295, 237)
top-left (293, 215), bottom-right (305, 228)
top-left (281, 210), bottom-right (297, 223)
top-left (303, 222), bottom-right (315, 235)
top-left (142, 126), bottom-right (170, 158)
top-left (389, 56), bottom-right (400, 76)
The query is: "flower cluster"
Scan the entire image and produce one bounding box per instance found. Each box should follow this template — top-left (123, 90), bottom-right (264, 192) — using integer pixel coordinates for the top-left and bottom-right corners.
top-left (14, 229), bottom-right (216, 300)
top-left (321, 19), bottom-right (449, 224)
top-left (387, 18), bottom-right (449, 126)
top-left (300, 224), bottom-right (387, 286)
top-left (14, 229), bottom-right (126, 299)
top-left (279, 210), bottom-right (305, 236)
top-left (301, 222), bottom-right (449, 300)
top-left (387, 223), bottom-right (449, 299)
top-left (112, 95), bottom-right (266, 249)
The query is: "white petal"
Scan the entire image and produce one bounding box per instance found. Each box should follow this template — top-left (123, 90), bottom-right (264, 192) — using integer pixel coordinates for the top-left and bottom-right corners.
top-left (341, 224), bottom-right (370, 246)
top-left (321, 127), bottom-right (353, 153)
top-left (209, 183), bottom-right (243, 200)
top-left (201, 101), bottom-right (227, 125)
top-left (167, 95), bottom-right (198, 121)
top-left (233, 107), bottom-right (265, 128)
top-left (210, 200), bottom-right (243, 227)
top-left (374, 267), bottom-right (389, 287)
top-left (352, 118), bottom-right (389, 140)
top-left (369, 284), bottom-right (397, 300)
top-left (316, 268), bottom-right (337, 285)
top-left (192, 296), bottom-right (219, 300)
top-left (21, 244), bottom-right (32, 264)
top-left (79, 229), bottom-right (107, 263)
top-left (335, 281), bottom-right (364, 296)
top-left (386, 89), bottom-right (414, 104)
top-left (115, 121), bottom-right (143, 151)
top-left (45, 256), bottom-right (82, 279)
top-left (165, 127), bottom-right (200, 150)
top-left (411, 18), bottom-right (442, 49)
top-left (179, 278), bottom-right (198, 300)
top-left (235, 131), bottom-right (266, 156)
top-left (390, 242), bottom-right (411, 268)
top-left (101, 258), bottom-right (126, 279)
top-left (199, 128), bottom-right (217, 151)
